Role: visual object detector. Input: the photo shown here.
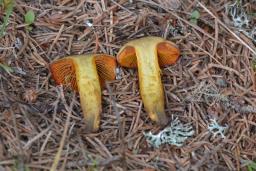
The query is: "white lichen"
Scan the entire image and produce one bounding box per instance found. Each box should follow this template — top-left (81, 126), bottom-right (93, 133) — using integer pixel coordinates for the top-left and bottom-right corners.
top-left (115, 67), bottom-right (122, 80)
top-left (169, 24), bottom-right (184, 37)
top-left (225, 1), bottom-right (255, 43)
top-left (241, 27), bottom-right (256, 43)
top-left (84, 20), bottom-right (93, 27)
top-left (226, 1), bottom-right (249, 28)
top-left (207, 118), bottom-right (228, 139)
top-left (15, 37), bottom-right (22, 49)
top-left (13, 67), bottom-right (26, 75)
top-left (143, 118), bottom-right (194, 148)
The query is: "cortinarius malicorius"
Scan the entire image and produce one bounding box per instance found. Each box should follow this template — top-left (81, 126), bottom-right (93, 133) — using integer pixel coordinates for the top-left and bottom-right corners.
top-left (50, 54), bottom-right (116, 132)
top-left (117, 36), bottom-right (180, 125)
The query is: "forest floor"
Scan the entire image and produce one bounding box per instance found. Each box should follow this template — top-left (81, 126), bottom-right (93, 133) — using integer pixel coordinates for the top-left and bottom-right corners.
top-left (0, 0), bottom-right (256, 171)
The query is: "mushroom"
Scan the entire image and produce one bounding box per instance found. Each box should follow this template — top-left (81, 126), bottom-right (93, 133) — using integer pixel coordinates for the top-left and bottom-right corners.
top-left (117, 36), bottom-right (180, 125)
top-left (50, 54), bottom-right (116, 132)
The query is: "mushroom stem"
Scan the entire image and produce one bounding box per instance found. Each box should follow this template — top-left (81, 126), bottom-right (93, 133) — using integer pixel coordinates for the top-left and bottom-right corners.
top-left (73, 56), bottom-right (101, 132)
top-left (135, 44), bottom-right (167, 125)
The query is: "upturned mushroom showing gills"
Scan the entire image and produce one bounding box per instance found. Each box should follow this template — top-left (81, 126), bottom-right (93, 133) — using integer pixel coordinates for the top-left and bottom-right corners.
top-left (117, 36), bottom-right (180, 125)
top-left (50, 54), bottom-right (116, 132)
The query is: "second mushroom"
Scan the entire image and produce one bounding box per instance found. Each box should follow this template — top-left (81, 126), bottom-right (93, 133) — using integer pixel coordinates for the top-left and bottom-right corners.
top-left (50, 54), bottom-right (116, 132)
top-left (117, 36), bottom-right (180, 125)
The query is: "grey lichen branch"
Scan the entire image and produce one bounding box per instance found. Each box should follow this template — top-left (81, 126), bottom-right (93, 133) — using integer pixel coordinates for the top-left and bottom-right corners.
top-left (143, 118), bottom-right (194, 148)
top-left (207, 118), bottom-right (228, 139)
top-left (225, 1), bottom-right (255, 43)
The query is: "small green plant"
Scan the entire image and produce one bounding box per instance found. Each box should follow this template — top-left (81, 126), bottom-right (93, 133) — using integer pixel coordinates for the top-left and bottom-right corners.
top-left (252, 59), bottom-right (256, 70)
top-left (24, 10), bottom-right (35, 31)
top-left (0, 0), bottom-right (15, 37)
top-left (247, 161), bottom-right (256, 171)
top-left (0, 63), bottom-right (14, 74)
top-left (190, 9), bottom-right (200, 25)
top-left (88, 161), bottom-right (99, 171)
top-left (85, 153), bottom-right (99, 171)
top-left (11, 158), bottom-right (31, 171)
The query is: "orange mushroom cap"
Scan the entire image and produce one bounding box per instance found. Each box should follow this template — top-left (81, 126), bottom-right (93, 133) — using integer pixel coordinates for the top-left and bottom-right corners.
top-left (117, 37), bottom-right (180, 68)
top-left (50, 54), bottom-right (116, 91)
